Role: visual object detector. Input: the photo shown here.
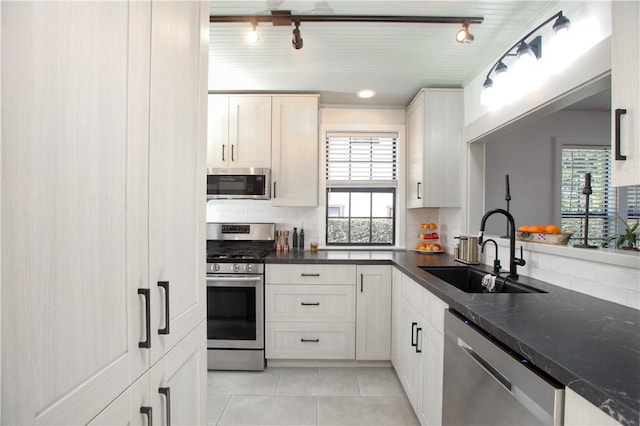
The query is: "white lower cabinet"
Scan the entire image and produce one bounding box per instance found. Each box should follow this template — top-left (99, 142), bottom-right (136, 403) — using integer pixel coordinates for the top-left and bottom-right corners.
top-left (356, 265), bottom-right (392, 360)
top-left (265, 264), bottom-right (357, 360)
top-left (265, 263), bottom-right (393, 361)
top-left (392, 268), bottom-right (448, 426)
top-left (564, 388), bottom-right (622, 426)
top-left (266, 322), bottom-right (355, 359)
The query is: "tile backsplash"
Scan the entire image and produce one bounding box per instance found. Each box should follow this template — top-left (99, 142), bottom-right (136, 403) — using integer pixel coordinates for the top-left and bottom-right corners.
top-left (206, 200), bottom-right (320, 250)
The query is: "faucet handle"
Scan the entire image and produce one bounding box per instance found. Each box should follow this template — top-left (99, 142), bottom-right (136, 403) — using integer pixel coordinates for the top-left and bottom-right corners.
top-left (515, 245), bottom-right (526, 266)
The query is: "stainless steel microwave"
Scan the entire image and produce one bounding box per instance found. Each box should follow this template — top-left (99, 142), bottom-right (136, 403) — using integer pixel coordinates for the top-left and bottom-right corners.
top-left (207, 168), bottom-right (271, 200)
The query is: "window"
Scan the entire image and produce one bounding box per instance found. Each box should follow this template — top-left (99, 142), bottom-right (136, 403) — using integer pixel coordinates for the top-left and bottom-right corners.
top-left (325, 133), bottom-right (397, 246)
top-left (560, 146), bottom-right (639, 246)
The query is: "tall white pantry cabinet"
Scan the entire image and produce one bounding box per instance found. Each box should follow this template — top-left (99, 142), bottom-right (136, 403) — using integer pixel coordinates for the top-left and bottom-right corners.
top-left (0, 1), bottom-right (208, 424)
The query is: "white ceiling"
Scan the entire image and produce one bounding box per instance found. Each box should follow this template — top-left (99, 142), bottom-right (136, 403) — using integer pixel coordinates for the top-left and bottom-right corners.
top-left (208, 0), bottom-right (564, 108)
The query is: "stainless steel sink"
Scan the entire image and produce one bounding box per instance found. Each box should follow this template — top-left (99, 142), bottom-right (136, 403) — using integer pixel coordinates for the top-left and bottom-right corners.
top-left (419, 266), bottom-right (547, 293)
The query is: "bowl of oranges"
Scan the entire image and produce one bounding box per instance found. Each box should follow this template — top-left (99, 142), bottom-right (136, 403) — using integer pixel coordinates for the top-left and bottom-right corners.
top-left (516, 224), bottom-right (572, 245)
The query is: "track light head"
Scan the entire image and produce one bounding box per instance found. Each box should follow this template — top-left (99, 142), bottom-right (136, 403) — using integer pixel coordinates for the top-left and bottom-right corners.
top-left (455, 23), bottom-right (474, 43)
top-left (246, 21), bottom-right (259, 44)
top-left (552, 14), bottom-right (571, 34)
top-left (292, 21), bottom-right (303, 49)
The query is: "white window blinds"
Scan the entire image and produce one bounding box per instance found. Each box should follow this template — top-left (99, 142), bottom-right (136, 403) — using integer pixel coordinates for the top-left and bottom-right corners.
top-left (326, 133), bottom-right (397, 182)
top-left (561, 146), bottom-right (614, 243)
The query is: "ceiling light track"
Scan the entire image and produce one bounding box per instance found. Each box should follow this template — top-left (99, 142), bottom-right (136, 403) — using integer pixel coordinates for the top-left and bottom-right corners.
top-left (211, 10), bottom-right (483, 48)
top-left (209, 12), bottom-right (484, 25)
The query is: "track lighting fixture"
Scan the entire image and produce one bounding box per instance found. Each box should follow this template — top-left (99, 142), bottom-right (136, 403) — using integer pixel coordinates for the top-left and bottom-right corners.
top-left (480, 11), bottom-right (572, 108)
top-left (211, 11), bottom-right (483, 48)
top-left (455, 23), bottom-right (474, 44)
top-left (292, 21), bottom-right (303, 50)
top-left (246, 21), bottom-right (259, 44)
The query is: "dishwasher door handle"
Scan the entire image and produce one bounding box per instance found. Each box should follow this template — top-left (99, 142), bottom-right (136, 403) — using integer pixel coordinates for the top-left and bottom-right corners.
top-left (458, 338), bottom-right (512, 392)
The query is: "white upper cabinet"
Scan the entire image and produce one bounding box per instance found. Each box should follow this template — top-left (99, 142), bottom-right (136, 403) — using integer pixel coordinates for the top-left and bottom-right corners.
top-left (271, 95), bottom-right (319, 207)
top-left (611, 1), bottom-right (640, 187)
top-left (406, 89), bottom-right (463, 208)
top-left (207, 95), bottom-right (272, 169)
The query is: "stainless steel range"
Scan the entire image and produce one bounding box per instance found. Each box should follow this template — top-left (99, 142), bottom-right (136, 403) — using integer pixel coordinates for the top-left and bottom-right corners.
top-left (206, 222), bottom-right (275, 371)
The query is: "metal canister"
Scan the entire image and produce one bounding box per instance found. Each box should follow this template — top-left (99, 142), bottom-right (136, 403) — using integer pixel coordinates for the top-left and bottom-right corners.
top-left (459, 236), bottom-right (468, 261)
top-left (466, 236), bottom-right (478, 263)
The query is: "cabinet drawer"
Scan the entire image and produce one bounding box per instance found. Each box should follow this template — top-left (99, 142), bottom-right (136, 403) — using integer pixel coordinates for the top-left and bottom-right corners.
top-left (266, 285), bottom-right (355, 322)
top-left (265, 322), bottom-right (355, 359)
top-left (266, 264), bottom-right (356, 285)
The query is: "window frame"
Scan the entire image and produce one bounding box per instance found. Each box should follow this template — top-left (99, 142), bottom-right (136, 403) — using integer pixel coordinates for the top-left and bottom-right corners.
top-left (319, 125), bottom-right (406, 250)
top-left (325, 187), bottom-right (396, 246)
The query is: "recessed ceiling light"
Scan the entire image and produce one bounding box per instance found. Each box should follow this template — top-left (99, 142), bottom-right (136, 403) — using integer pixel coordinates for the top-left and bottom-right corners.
top-left (357, 89), bottom-right (376, 99)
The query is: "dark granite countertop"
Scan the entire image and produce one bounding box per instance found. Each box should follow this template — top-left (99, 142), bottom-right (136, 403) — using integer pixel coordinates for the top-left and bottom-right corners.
top-left (266, 250), bottom-right (640, 426)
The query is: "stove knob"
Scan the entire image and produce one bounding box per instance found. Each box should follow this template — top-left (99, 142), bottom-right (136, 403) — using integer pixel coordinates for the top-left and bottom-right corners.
top-left (245, 264), bottom-right (254, 273)
top-left (213, 263), bottom-right (221, 272)
top-left (232, 263), bottom-right (240, 273)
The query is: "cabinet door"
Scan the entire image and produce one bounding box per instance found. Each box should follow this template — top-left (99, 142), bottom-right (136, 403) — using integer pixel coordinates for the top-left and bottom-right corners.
top-left (391, 268), bottom-right (404, 370)
top-left (148, 0), bottom-right (204, 364)
top-left (422, 89), bottom-right (462, 207)
top-left (229, 96), bottom-right (272, 168)
top-left (1, 2), bottom-right (144, 424)
top-left (271, 96), bottom-right (319, 206)
top-left (88, 371), bottom-right (151, 426)
top-left (564, 388), bottom-right (621, 426)
top-left (356, 265), bottom-right (392, 360)
top-left (406, 89), bottom-right (463, 208)
top-left (417, 323), bottom-right (444, 426)
top-left (611, 1), bottom-right (640, 187)
top-left (151, 324), bottom-right (207, 426)
top-left (400, 303), bottom-right (424, 409)
top-left (406, 94), bottom-right (425, 208)
top-left (207, 94), bottom-right (230, 168)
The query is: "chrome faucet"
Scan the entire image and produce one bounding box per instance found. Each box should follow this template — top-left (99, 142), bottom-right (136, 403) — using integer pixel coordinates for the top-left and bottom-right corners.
top-left (478, 208), bottom-right (526, 279)
top-left (481, 238), bottom-right (501, 275)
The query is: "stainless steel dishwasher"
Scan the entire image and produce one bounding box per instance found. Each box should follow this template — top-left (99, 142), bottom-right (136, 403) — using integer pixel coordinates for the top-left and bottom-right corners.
top-left (442, 310), bottom-right (564, 425)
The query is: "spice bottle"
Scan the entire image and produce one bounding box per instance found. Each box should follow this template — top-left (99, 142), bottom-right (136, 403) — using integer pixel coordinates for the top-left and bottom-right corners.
top-left (292, 228), bottom-right (298, 251)
top-left (299, 228), bottom-right (305, 251)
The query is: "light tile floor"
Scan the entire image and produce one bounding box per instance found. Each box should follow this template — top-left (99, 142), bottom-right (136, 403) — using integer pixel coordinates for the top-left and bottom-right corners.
top-left (208, 367), bottom-right (420, 426)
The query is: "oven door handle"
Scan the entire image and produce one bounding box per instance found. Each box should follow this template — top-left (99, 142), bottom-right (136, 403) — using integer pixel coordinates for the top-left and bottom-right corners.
top-left (206, 276), bottom-right (262, 282)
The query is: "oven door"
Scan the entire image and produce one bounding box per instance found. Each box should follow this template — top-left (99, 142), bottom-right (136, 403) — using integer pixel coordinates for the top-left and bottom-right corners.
top-left (206, 274), bottom-right (264, 349)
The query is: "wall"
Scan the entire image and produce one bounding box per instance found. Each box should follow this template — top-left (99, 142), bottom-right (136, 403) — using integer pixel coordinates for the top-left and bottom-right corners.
top-left (483, 110), bottom-right (610, 235)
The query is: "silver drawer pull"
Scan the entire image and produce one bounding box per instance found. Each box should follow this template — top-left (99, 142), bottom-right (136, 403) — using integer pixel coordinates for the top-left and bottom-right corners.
top-left (301, 338), bottom-right (319, 343)
top-left (301, 302), bottom-right (320, 306)
top-left (301, 273), bottom-right (320, 277)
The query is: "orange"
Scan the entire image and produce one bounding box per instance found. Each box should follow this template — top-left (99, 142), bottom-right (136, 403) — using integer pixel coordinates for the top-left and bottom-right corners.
top-left (545, 224), bottom-right (561, 234)
top-left (529, 225), bottom-right (546, 233)
top-left (517, 225), bottom-right (529, 232)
